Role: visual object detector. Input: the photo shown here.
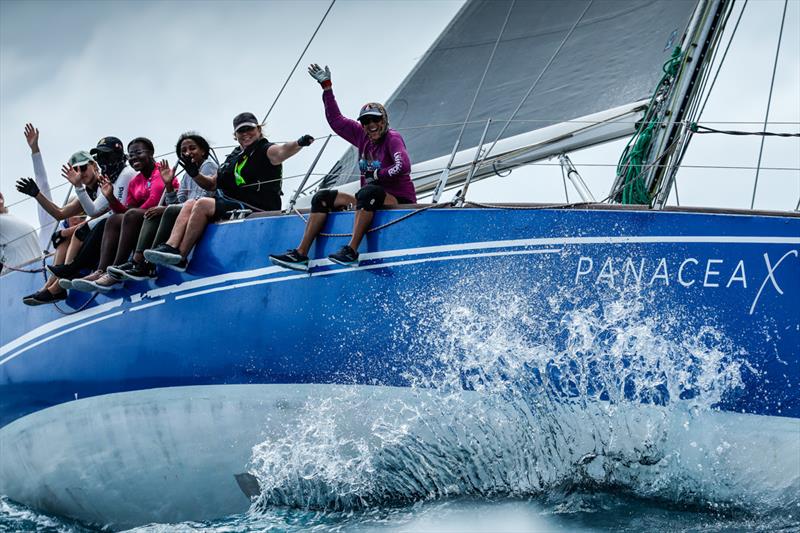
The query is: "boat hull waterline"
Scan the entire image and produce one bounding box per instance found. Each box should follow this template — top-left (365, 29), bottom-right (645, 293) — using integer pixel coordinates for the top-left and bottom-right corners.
top-left (1, 206), bottom-right (798, 527)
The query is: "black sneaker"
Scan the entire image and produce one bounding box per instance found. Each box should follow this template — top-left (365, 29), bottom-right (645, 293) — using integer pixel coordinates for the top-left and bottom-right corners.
top-left (144, 244), bottom-right (182, 266)
top-left (163, 258), bottom-right (188, 273)
top-left (269, 249), bottom-right (309, 272)
top-left (22, 289), bottom-right (67, 306)
top-left (47, 262), bottom-right (80, 279)
top-left (108, 261), bottom-right (157, 281)
top-left (328, 245), bottom-right (359, 267)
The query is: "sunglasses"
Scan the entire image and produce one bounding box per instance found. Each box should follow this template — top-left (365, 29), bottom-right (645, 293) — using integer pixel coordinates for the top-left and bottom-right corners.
top-left (73, 164), bottom-right (90, 172)
top-left (359, 116), bottom-right (383, 126)
top-left (235, 125), bottom-right (257, 134)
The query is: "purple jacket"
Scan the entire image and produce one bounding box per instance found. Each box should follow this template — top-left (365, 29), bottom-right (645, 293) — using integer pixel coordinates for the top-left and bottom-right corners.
top-left (323, 90), bottom-right (416, 203)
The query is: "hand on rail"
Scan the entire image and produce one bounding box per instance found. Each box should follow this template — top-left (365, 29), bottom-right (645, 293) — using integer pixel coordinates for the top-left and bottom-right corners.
top-left (297, 134), bottom-right (314, 147)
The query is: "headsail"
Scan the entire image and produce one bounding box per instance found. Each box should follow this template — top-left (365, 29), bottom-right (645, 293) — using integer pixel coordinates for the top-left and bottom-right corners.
top-left (321, 0), bottom-right (698, 194)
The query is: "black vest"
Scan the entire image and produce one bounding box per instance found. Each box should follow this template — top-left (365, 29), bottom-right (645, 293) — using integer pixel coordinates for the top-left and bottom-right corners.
top-left (217, 138), bottom-right (282, 211)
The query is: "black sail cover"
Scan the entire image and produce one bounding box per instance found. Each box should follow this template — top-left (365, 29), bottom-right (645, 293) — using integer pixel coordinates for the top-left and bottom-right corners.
top-left (321, 0), bottom-right (697, 190)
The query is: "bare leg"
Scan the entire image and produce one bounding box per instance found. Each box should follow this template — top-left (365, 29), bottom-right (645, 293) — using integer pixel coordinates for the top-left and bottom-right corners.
top-left (297, 214), bottom-right (327, 256)
top-left (297, 192), bottom-right (355, 255)
top-left (164, 200), bottom-right (195, 249)
top-left (64, 232), bottom-right (85, 264)
top-left (112, 209), bottom-right (145, 265)
top-left (97, 213), bottom-right (124, 271)
top-left (348, 193), bottom-right (397, 251)
top-left (45, 227), bottom-right (78, 294)
top-left (174, 198), bottom-right (215, 258)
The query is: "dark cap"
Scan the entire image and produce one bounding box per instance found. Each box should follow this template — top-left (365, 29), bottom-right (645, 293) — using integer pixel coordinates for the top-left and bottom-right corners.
top-left (233, 112), bottom-right (260, 133)
top-left (90, 136), bottom-right (124, 155)
top-left (357, 103), bottom-right (385, 120)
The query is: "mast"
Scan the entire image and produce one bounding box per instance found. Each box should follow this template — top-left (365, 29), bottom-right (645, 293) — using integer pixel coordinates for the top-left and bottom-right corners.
top-left (646, 0), bottom-right (732, 209)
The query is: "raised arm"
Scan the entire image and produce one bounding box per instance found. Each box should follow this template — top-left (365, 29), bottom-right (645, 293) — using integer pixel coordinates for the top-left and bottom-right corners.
top-left (25, 123), bottom-right (57, 248)
top-left (267, 135), bottom-right (314, 166)
top-left (15, 177), bottom-right (83, 220)
top-left (178, 156), bottom-right (216, 192)
top-left (309, 64), bottom-right (364, 145)
top-left (63, 163), bottom-right (107, 217)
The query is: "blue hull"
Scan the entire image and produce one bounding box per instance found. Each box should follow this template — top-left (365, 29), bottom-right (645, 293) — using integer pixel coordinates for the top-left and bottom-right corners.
top-left (1, 205), bottom-right (799, 528)
top-left (1, 205), bottom-right (799, 425)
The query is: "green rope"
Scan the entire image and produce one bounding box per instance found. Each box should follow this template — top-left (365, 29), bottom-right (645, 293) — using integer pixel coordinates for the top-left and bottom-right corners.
top-left (616, 46), bottom-right (683, 205)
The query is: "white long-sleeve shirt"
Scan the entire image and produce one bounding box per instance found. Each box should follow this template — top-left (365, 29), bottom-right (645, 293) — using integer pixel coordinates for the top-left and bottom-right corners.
top-left (31, 152), bottom-right (57, 251)
top-left (0, 213), bottom-right (41, 273)
top-left (75, 166), bottom-right (136, 228)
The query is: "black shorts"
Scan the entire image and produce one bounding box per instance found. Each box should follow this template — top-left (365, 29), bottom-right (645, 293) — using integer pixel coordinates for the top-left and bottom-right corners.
top-left (213, 194), bottom-right (246, 220)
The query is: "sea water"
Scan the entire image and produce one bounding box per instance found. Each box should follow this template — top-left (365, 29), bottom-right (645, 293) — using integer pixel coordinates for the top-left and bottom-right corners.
top-left (2, 283), bottom-right (798, 532)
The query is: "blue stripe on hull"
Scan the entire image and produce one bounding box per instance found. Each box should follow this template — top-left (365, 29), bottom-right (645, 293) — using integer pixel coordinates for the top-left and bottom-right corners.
top-left (1, 207), bottom-right (798, 426)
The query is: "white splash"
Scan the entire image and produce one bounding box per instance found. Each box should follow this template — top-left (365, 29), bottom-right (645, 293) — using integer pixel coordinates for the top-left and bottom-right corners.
top-left (248, 272), bottom-right (797, 515)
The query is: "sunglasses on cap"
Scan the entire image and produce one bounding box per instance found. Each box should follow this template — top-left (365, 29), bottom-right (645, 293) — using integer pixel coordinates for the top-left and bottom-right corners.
top-left (359, 115), bottom-right (383, 126)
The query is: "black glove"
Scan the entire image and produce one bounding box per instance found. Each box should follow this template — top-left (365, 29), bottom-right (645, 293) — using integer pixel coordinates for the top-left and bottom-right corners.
top-left (364, 168), bottom-right (379, 184)
top-left (51, 229), bottom-right (66, 249)
top-left (16, 177), bottom-right (40, 197)
top-left (180, 157), bottom-right (199, 178)
top-left (297, 134), bottom-right (314, 147)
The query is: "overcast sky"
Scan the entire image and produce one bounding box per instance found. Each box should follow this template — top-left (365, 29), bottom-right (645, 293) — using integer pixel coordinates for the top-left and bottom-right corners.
top-left (1, 0), bottom-right (798, 232)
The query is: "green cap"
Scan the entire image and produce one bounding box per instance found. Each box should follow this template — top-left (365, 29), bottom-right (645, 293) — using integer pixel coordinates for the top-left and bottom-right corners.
top-left (69, 150), bottom-right (95, 168)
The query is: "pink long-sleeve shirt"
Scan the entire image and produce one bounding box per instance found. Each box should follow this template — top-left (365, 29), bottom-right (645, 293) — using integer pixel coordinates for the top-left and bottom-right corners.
top-left (108, 167), bottom-right (178, 212)
top-left (323, 89), bottom-right (416, 202)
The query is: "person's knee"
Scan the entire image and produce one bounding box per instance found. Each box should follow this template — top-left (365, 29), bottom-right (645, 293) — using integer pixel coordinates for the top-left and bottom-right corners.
top-left (311, 189), bottom-right (338, 213)
top-left (355, 185), bottom-right (386, 212)
top-left (193, 198), bottom-right (215, 219)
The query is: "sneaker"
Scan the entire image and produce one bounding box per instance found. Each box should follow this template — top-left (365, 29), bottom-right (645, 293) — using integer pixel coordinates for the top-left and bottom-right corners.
top-left (144, 244), bottom-right (182, 266)
top-left (108, 261), bottom-right (157, 281)
top-left (71, 270), bottom-right (106, 293)
top-left (22, 289), bottom-right (67, 306)
top-left (92, 272), bottom-right (122, 293)
top-left (328, 245), bottom-right (359, 267)
top-left (58, 278), bottom-right (74, 290)
top-left (269, 249), bottom-right (309, 272)
top-left (162, 258), bottom-right (188, 273)
top-left (47, 262), bottom-right (80, 279)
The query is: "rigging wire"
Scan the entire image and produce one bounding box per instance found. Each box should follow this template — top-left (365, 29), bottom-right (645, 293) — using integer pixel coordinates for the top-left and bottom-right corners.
top-left (695, 0), bottom-right (748, 120)
top-left (751, 0), bottom-right (789, 209)
top-left (448, 0), bottom-right (515, 165)
top-left (261, 0), bottom-right (335, 124)
top-left (482, 0), bottom-right (594, 161)
top-left (690, 124), bottom-right (799, 137)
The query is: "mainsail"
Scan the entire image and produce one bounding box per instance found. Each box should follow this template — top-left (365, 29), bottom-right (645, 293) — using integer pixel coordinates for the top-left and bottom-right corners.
top-left (321, 0), bottom-right (698, 194)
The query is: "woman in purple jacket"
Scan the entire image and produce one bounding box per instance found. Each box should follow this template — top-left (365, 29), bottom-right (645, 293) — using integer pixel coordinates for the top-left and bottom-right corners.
top-left (270, 64), bottom-right (416, 271)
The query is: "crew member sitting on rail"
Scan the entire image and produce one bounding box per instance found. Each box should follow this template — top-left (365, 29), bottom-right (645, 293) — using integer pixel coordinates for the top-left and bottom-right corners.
top-left (15, 136), bottom-right (100, 305)
top-left (112, 132), bottom-right (218, 277)
top-left (72, 137), bottom-right (178, 293)
top-left (269, 64), bottom-right (416, 271)
top-left (46, 136), bottom-right (135, 290)
top-left (144, 112), bottom-right (313, 268)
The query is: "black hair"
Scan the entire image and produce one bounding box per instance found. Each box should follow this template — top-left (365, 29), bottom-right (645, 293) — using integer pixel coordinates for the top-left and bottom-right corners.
top-left (176, 132), bottom-right (211, 160)
top-left (128, 137), bottom-right (154, 152)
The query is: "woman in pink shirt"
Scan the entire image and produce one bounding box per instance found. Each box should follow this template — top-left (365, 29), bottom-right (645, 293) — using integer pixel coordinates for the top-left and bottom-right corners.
top-left (72, 138), bottom-right (178, 293)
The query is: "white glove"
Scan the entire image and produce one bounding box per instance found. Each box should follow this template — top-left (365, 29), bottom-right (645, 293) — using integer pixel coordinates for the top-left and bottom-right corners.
top-left (308, 63), bottom-right (331, 86)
